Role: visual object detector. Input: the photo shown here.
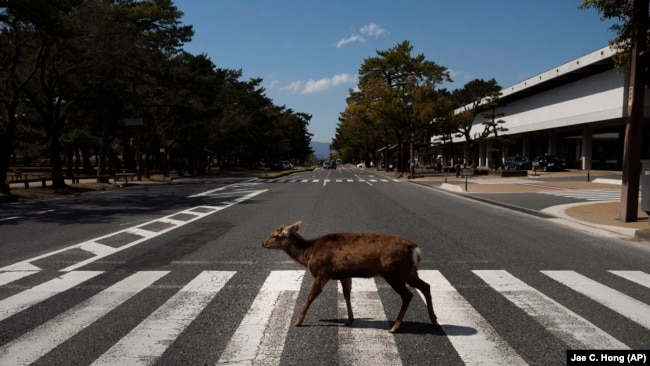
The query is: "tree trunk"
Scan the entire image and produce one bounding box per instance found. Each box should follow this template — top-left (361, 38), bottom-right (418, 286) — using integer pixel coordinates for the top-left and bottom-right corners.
top-left (49, 128), bottom-right (66, 188)
top-left (0, 102), bottom-right (18, 195)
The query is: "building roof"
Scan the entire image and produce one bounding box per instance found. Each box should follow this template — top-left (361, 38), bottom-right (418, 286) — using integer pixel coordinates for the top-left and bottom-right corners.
top-left (498, 45), bottom-right (617, 104)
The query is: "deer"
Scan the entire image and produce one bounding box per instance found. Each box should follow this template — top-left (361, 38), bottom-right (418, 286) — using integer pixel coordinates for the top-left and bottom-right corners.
top-left (262, 221), bottom-right (437, 333)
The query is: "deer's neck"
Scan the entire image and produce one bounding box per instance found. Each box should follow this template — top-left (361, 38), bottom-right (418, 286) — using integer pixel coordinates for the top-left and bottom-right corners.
top-left (285, 236), bottom-right (314, 267)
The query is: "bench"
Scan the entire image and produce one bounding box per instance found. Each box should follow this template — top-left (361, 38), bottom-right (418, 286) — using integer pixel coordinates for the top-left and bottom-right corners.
top-left (113, 172), bottom-right (137, 184)
top-left (169, 170), bottom-right (183, 180)
top-left (70, 174), bottom-right (112, 184)
top-left (10, 176), bottom-right (51, 188)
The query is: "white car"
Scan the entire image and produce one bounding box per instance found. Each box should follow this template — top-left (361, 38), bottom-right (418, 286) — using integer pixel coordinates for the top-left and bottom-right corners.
top-left (357, 163), bottom-right (365, 168)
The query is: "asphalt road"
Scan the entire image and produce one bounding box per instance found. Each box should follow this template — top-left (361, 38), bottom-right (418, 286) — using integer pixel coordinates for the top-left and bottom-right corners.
top-left (0, 167), bottom-right (648, 365)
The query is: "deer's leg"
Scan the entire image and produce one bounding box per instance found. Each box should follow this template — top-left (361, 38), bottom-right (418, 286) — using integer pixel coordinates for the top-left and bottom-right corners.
top-left (385, 278), bottom-right (413, 333)
top-left (340, 278), bottom-right (353, 326)
top-left (407, 274), bottom-right (437, 325)
top-left (296, 277), bottom-right (329, 326)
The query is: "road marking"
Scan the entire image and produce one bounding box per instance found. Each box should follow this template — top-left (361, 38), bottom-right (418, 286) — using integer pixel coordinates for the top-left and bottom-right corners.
top-left (473, 270), bottom-right (628, 349)
top-left (92, 271), bottom-right (235, 366)
top-left (418, 270), bottom-right (527, 366)
top-left (542, 270), bottom-right (650, 330)
top-left (0, 271), bottom-right (169, 366)
top-left (338, 278), bottom-right (401, 366)
top-left (217, 270), bottom-right (304, 365)
top-left (538, 189), bottom-right (639, 201)
top-left (609, 270), bottom-right (650, 289)
top-left (0, 270), bottom-right (38, 286)
top-left (0, 189), bottom-right (267, 273)
top-left (0, 271), bottom-right (103, 322)
top-left (0, 216), bottom-right (20, 222)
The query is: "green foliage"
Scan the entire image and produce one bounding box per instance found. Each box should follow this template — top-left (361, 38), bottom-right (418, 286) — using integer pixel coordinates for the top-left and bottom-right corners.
top-left (579, 0), bottom-right (643, 69)
top-left (0, 0), bottom-right (313, 193)
top-left (334, 41), bottom-right (452, 169)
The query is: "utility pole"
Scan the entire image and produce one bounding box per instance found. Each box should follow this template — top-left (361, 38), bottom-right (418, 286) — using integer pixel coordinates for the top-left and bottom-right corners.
top-left (620, 0), bottom-right (649, 222)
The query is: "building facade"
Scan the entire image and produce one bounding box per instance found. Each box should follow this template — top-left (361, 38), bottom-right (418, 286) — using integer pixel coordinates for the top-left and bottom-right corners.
top-left (453, 45), bottom-right (650, 171)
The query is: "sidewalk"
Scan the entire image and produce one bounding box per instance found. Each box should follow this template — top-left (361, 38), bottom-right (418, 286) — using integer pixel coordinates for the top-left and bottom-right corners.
top-left (391, 169), bottom-right (650, 240)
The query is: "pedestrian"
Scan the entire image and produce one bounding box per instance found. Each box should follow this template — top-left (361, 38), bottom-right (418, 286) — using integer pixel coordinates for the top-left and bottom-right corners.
top-left (455, 162), bottom-right (461, 178)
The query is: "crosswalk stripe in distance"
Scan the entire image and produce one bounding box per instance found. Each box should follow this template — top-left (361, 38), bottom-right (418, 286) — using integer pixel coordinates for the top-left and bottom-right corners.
top-left (248, 178), bottom-right (399, 184)
top-left (0, 269), bottom-right (648, 365)
top-left (538, 189), bottom-right (640, 201)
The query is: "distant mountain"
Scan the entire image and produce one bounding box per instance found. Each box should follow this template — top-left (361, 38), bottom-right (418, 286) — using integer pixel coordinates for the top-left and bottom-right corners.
top-left (310, 141), bottom-right (331, 160)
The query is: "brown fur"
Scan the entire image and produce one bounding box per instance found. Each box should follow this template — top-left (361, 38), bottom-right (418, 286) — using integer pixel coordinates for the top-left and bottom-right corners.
top-left (262, 221), bottom-right (437, 333)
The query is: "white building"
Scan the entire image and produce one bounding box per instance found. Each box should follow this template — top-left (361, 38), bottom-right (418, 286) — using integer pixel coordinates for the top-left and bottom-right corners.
top-left (450, 45), bottom-right (650, 170)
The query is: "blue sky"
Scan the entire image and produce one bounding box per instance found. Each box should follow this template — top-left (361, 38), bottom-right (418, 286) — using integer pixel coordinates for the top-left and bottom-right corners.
top-left (179, 1), bottom-right (616, 143)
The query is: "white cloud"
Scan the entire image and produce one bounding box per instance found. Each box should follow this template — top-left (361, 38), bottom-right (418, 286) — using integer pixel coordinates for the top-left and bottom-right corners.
top-left (280, 81), bottom-right (303, 93)
top-left (336, 34), bottom-right (364, 48)
top-left (281, 73), bottom-right (357, 94)
top-left (360, 23), bottom-right (386, 37)
top-left (302, 73), bottom-right (357, 94)
top-left (336, 22), bottom-right (387, 48)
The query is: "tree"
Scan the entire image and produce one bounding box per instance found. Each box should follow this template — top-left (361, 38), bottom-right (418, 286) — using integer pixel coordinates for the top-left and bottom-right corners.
top-left (345, 41), bottom-right (451, 174)
top-left (579, 0), bottom-right (642, 69)
top-left (1, 0), bottom-right (314, 193)
top-left (581, 0), bottom-right (650, 222)
top-left (0, 0), bottom-right (43, 194)
top-left (451, 78), bottom-right (503, 168)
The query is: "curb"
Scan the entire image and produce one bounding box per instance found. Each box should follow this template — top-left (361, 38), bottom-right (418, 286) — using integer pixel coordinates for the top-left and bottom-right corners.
top-left (541, 201), bottom-right (640, 238)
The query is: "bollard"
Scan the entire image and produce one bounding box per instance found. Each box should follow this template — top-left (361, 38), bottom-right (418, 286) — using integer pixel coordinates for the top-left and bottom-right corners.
top-left (587, 170), bottom-right (590, 182)
top-left (465, 175), bottom-right (468, 191)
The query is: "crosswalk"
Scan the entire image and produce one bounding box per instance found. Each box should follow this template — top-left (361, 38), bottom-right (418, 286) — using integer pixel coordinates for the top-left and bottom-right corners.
top-left (248, 177), bottom-right (402, 184)
top-left (0, 269), bottom-right (648, 365)
top-left (538, 188), bottom-right (637, 201)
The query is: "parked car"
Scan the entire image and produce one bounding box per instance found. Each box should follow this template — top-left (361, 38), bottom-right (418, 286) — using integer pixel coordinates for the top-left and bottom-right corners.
top-left (269, 161), bottom-right (292, 171)
top-left (269, 161), bottom-right (283, 171)
top-left (281, 161), bottom-right (293, 170)
top-left (532, 155), bottom-right (564, 171)
top-left (356, 163), bottom-right (365, 168)
top-left (504, 156), bottom-right (532, 170)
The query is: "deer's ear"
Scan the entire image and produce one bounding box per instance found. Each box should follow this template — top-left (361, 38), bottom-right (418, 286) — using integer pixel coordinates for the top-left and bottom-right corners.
top-left (284, 221), bottom-right (302, 234)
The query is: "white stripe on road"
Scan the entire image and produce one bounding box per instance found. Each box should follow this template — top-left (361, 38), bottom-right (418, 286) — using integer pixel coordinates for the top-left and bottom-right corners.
top-left (338, 278), bottom-right (401, 366)
top-left (0, 271), bottom-right (169, 366)
top-left (473, 270), bottom-right (628, 349)
top-left (217, 270), bottom-right (304, 366)
top-left (0, 271), bottom-right (103, 322)
top-left (542, 270), bottom-right (650, 330)
top-left (0, 270), bottom-right (38, 287)
top-left (418, 270), bottom-right (526, 366)
top-left (92, 271), bottom-right (235, 366)
top-left (0, 189), bottom-right (267, 273)
top-left (609, 270), bottom-right (650, 289)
